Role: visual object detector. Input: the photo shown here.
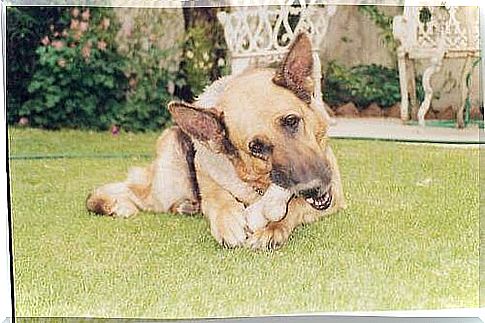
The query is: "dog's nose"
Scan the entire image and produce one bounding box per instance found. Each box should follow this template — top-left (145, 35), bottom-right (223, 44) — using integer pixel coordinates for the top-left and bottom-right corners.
top-left (299, 187), bottom-right (322, 199)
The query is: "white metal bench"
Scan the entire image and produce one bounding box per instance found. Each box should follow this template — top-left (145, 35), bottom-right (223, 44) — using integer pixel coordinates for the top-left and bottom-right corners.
top-left (217, 1), bottom-right (337, 122)
top-left (393, 5), bottom-right (479, 128)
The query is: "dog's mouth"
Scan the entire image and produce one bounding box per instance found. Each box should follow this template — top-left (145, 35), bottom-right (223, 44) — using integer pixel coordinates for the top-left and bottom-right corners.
top-left (304, 190), bottom-right (332, 211)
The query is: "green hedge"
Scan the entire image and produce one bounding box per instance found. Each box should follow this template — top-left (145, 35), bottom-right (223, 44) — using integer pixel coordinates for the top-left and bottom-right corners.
top-left (323, 61), bottom-right (424, 109)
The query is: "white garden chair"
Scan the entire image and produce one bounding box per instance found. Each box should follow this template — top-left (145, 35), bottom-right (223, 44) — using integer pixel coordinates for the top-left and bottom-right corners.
top-left (393, 5), bottom-right (479, 128)
top-left (217, 0), bottom-right (337, 122)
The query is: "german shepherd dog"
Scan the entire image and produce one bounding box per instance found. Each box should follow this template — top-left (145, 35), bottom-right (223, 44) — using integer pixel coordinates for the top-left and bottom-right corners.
top-left (86, 33), bottom-right (345, 250)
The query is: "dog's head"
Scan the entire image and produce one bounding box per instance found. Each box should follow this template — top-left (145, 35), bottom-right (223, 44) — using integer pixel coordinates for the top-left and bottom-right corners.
top-left (169, 33), bottom-right (334, 211)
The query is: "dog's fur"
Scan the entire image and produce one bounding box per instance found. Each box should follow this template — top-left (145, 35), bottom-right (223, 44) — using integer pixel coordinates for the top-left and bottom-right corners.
top-left (86, 33), bottom-right (345, 250)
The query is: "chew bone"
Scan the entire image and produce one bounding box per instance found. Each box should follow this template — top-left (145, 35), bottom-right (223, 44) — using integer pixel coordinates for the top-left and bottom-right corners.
top-left (244, 184), bottom-right (293, 232)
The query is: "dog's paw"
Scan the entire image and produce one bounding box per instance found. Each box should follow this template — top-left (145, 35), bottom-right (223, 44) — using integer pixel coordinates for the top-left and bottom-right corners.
top-left (210, 212), bottom-right (248, 248)
top-left (246, 221), bottom-right (291, 251)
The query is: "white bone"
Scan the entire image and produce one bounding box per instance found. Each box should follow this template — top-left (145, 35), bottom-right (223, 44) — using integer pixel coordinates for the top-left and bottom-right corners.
top-left (244, 184), bottom-right (293, 232)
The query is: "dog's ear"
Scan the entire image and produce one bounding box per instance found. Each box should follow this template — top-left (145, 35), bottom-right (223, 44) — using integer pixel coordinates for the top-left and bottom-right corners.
top-left (168, 101), bottom-right (235, 155)
top-left (272, 32), bottom-right (314, 104)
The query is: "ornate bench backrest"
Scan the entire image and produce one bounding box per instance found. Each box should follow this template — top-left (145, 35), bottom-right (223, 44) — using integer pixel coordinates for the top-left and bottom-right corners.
top-left (394, 6), bottom-right (479, 55)
top-left (217, 1), bottom-right (336, 73)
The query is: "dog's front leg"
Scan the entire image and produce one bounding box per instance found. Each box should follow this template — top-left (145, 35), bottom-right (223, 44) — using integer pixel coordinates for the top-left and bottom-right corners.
top-left (197, 169), bottom-right (248, 248)
top-left (246, 198), bottom-right (308, 250)
top-left (246, 211), bottom-right (298, 251)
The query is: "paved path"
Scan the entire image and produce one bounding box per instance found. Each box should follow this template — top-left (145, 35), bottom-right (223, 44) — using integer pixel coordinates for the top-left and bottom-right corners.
top-left (327, 118), bottom-right (483, 144)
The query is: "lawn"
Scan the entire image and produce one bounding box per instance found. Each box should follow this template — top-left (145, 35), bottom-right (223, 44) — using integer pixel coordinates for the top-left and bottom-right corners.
top-left (8, 127), bottom-right (479, 318)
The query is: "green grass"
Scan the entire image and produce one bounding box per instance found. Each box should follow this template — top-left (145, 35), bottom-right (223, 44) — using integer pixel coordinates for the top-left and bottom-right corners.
top-left (8, 127), bottom-right (479, 318)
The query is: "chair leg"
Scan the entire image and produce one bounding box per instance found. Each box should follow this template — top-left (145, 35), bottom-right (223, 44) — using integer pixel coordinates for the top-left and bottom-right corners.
top-left (397, 49), bottom-right (410, 122)
top-left (417, 54), bottom-right (444, 126)
top-left (407, 59), bottom-right (418, 120)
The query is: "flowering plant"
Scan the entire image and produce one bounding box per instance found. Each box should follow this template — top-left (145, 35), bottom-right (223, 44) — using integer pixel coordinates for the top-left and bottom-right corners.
top-left (21, 7), bottom-right (126, 130)
top-left (178, 25), bottom-right (228, 100)
top-left (113, 8), bottom-right (179, 132)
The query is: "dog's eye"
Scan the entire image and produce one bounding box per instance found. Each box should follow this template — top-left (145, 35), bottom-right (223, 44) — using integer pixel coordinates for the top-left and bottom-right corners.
top-left (248, 139), bottom-right (271, 160)
top-left (281, 114), bottom-right (301, 133)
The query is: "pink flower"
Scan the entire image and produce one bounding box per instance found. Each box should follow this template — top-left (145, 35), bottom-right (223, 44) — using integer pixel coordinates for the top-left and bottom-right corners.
top-left (81, 45), bottom-right (91, 59)
top-left (97, 40), bottom-right (107, 51)
top-left (41, 36), bottom-right (50, 46)
top-left (57, 59), bottom-right (66, 68)
top-left (71, 8), bottom-right (80, 18)
top-left (53, 31), bottom-right (60, 37)
top-left (79, 21), bottom-right (89, 32)
top-left (111, 125), bottom-right (120, 136)
top-left (18, 117), bottom-right (29, 126)
top-left (101, 18), bottom-right (110, 30)
top-left (70, 19), bottom-right (80, 30)
top-left (51, 40), bottom-right (64, 49)
top-left (81, 9), bottom-right (90, 21)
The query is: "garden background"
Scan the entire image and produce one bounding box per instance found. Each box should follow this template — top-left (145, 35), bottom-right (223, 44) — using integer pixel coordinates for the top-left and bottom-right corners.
top-left (6, 4), bottom-right (481, 318)
top-left (7, 5), bottom-right (482, 131)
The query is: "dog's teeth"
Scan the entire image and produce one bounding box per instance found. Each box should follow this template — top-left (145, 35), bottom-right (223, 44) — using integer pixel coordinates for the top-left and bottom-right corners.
top-left (306, 198), bottom-right (314, 204)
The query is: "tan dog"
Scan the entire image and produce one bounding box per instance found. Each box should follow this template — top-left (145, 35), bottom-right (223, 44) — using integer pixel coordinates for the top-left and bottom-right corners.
top-left (86, 33), bottom-right (345, 250)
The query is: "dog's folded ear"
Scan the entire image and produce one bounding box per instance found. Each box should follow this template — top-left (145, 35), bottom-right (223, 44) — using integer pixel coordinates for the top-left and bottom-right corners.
top-left (168, 101), bottom-right (235, 155)
top-left (272, 32), bottom-right (314, 104)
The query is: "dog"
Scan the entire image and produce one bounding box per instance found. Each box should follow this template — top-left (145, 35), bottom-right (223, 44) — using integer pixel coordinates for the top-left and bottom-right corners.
top-left (86, 33), bottom-right (345, 250)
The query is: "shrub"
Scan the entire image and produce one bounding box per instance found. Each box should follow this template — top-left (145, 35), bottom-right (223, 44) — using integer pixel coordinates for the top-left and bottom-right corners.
top-left (6, 7), bottom-right (67, 124)
top-left (177, 24), bottom-right (229, 101)
top-left (21, 7), bottom-right (126, 130)
top-left (19, 7), bottom-right (178, 132)
top-left (114, 8), bottom-right (179, 132)
top-left (323, 61), bottom-right (424, 109)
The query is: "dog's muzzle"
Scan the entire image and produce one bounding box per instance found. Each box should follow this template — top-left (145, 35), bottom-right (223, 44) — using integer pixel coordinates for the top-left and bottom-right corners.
top-left (299, 186), bottom-right (333, 211)
top-left (270, 159), bottom-right (333, 211)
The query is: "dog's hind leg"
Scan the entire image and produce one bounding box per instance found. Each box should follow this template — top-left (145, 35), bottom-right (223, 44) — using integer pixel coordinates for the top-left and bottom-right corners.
top-left (149, 126), bottom-right (200, 215)
top-left (86, 126), bottom-right (200, 218)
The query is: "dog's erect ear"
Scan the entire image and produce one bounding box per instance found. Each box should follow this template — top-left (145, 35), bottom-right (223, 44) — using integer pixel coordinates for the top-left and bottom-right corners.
top-left (272, 32), bottom-right (314, 104)
top-left (168, 101), bottom-right (235, 155)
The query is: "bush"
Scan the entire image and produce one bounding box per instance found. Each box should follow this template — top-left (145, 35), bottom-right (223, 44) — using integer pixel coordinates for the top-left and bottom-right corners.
top-left (114, 8), bottom-right (179, 132)
top-left (176, 24), bottom-right (229, 101)
top-left (18, 7), bottom-right (177, 132)
top-left (323, 61), bottom-right (424, 109)
top-left (20, 8), bottom-right (126, 130)
top-left (6, 7), bottom-right (67, 124)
